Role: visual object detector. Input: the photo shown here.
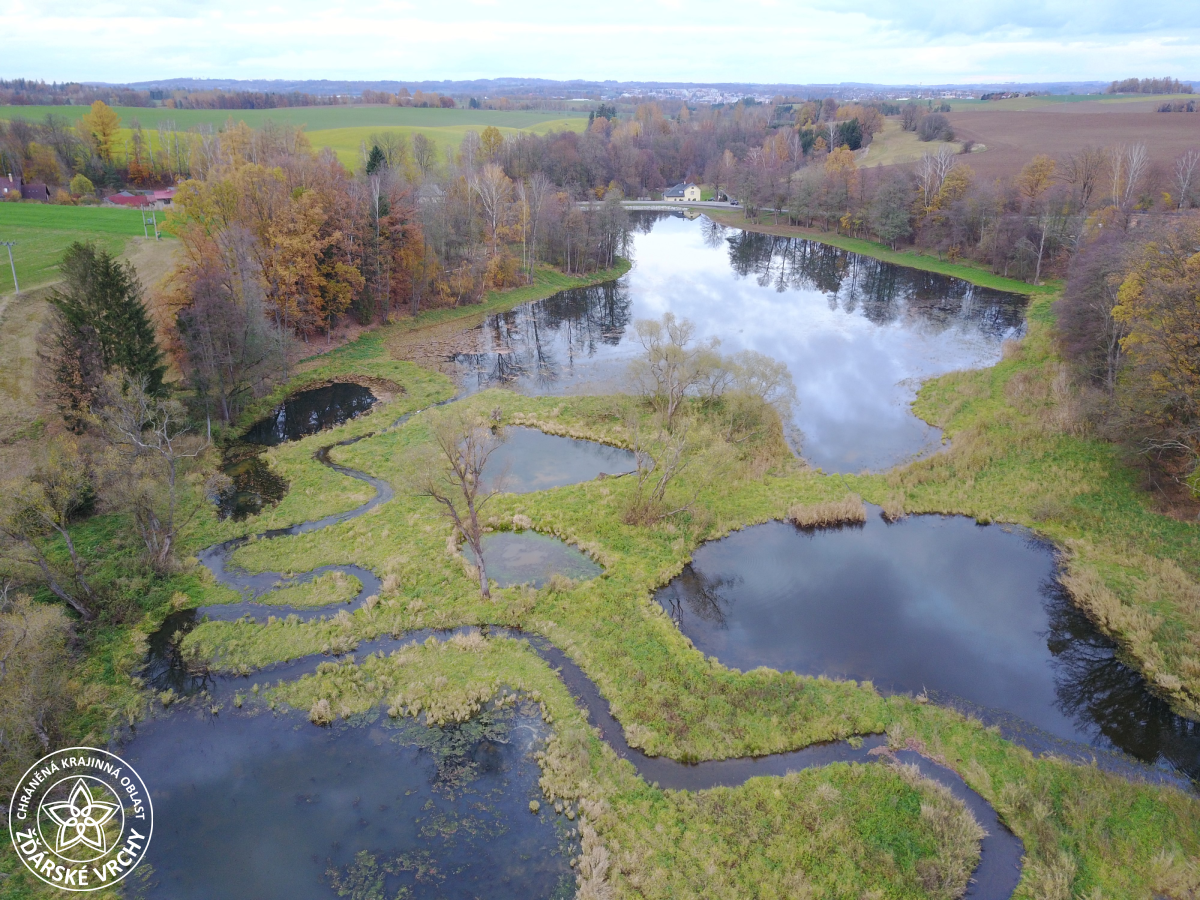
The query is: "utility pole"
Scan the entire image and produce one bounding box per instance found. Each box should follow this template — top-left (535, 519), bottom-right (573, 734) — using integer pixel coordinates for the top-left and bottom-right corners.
top-left (0, 241), bottom-right (16, 294)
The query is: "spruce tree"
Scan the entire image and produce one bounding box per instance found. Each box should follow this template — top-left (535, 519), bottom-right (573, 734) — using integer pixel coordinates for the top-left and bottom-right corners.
top-left (50, 241), bottom-right (166, 396)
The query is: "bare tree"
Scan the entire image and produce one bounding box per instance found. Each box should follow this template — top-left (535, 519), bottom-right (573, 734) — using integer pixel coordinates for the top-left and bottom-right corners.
top-left (470, 164), bottom-right (513, 257)
top-left (916, 145), bottom-right (956, 210)
top-left (629, 313), bottom-right (721, 429)
top-left (624, 416), bottom-right (695, 525)
top-left (1109, 143), bottom-right (1149, 210)
top-left (1059, 146), bottom-right (1107, 210)
top-left (416, 409), bottom-right (508, 599)
top-left (95, 377), bottom-right (210, 570)
top-left (526, 173), bottom-right (551, 268)
top-left (1173, 149), bottom-right (1200, 209)
top-left (0, 440), bottom-right (97, 621)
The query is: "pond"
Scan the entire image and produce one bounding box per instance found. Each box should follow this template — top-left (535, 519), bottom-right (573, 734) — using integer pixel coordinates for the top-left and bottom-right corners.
top-left (449, 213), bottom-right (1028, 472)
top-left (215, 383), bottom-right (379, 520)
top-left (655, 511), bottom-right (1200, 785)
top-left (243, 382), bottom-right (378, 446)
top-left (483, 427), bottom-right (635, 493)
top-left (466, 532), bottom-right (603, 589)
top-left (122, 702), bottom-right (574, 900)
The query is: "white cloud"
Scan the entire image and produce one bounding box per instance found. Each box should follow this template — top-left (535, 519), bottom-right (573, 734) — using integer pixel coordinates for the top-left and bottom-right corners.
top-left (3, 0), bottom-right (1198, 84)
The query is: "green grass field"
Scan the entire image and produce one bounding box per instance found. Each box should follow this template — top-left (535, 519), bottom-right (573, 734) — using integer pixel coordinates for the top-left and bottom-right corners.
top-left (0, 204), bottom-right (153, 293)
top-left (0, 104), bottom-right (589, 170)
top-left (943, 92), bottom-right (1196, 112)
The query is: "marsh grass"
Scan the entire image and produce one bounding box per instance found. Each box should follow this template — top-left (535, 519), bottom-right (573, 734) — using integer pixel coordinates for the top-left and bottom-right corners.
top-left (788, 493), bottom-right (868, 529)
top-left (259, 570), bottom-right (362, 608)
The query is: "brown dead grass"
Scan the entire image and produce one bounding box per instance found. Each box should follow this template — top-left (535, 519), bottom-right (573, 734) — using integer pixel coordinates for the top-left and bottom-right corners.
top-left (788, 493), bottom-right (867, 529)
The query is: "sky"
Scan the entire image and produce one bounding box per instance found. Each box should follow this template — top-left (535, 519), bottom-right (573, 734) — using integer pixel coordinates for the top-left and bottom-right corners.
top-left (3, 0), bottom-right (1198, 86)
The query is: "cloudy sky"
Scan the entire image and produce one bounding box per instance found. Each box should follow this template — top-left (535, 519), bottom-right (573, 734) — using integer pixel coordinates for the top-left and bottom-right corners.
top-left (4, 0), bottom-right (1198, 85)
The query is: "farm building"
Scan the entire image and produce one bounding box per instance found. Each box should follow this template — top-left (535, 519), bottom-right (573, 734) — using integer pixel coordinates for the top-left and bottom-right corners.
top-left (664, 183), bottom-right (701, 202)
top-left (1, 173), bottom-right (20, 199)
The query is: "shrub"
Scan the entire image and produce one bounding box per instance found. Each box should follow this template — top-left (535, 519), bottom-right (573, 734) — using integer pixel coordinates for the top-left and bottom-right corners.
top-left (917, 114), bottom-right (954, 142)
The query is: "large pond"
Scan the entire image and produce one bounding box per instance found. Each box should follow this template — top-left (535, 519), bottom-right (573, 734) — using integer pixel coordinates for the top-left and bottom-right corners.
top-left (655, 512), bottom-right (1200, 784)
top-left (449, 213), bottom-right (1027, 472)
top-left (122, 702), bottom-right (573, 899)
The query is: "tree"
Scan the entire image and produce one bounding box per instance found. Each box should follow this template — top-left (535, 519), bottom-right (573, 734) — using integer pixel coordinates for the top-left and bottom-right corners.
top-left (1111, 222), bottom-right (1200, 491)
top-left (69, 173), bottom-right (95, 196)
top-left (834, 118), bottom-right (863, 151)
top-left (0, 593), bottom-right (73, 787)
top-left (412, 133), bottom-right (437, 178)
top-left (1055, 228), bottom-right (1130, 395)
top-left (1172, 150), bottom-right (1200, 210)
top-left (901, 103), bottom-right (924, 132)
top-left (95, 377), bottom-right (210, 570)
top-left (629, 313), bottom-right (721, 429)
top-left (916, 113), bottom-right (953, 142)
top-left (470, 164), bottom-right (513, 257)
top-left (415, 409), bottom-right (507, 599)
top-left (480, 125), bottom-right (504, 160)
top-left (44, 242), bottom-right (166, 422)
top-left (1017, 155), bottom-right (1057, 203)
top-left (76, 101), bottom-right (120, 163)
top-left (0, 439), bottom-right (98, 621)
top-left (868, 174), bottom-right (913, 248)
top-left (365, 144), bottom-right (387, 175)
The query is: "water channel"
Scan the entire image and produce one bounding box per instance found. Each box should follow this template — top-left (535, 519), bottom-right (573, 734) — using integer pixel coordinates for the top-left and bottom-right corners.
top-left (448, 213), bottom-right (1028, 473)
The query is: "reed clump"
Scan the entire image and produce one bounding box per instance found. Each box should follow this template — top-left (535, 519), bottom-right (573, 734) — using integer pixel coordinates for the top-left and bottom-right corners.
top-left (789, 494), bottom-right (867, 529)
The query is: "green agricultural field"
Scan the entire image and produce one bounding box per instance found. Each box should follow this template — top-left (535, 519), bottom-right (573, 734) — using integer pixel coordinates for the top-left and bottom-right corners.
top-left (0, 104), bottom-right (588, 131)
top-left (0, 203), bottom-right (153, 293)
top-left (0, 104), bottom-right (589, 169)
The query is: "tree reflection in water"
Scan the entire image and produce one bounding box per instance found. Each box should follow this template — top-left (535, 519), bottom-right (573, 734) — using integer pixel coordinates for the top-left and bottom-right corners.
top-left (1044, 581), bottom-right (1200, 781)
top-left (451, 279), bottom-right (633, 393)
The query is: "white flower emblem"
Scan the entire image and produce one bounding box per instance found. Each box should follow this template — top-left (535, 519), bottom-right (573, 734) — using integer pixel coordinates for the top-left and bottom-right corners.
top-left (41, 779), bottom-right (119, 854)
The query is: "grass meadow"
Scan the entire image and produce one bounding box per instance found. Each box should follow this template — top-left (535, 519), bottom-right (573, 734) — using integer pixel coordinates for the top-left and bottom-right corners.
top-left (0, 203), bottom-right (152, 294)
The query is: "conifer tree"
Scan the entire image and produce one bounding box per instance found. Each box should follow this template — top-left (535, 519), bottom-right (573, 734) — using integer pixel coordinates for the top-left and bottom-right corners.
top-left (49, 241), bottom-right (166, 396)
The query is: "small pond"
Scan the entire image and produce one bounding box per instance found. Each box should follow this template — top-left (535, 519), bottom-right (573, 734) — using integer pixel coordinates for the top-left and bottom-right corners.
top-left (215, 383), bottom-right (379, 520)
top-left (122, 702), bottom-right (574, 899)
top-left (449, 213), bottom-right (1028, 472)
top-left (483, 427), bottom-right (635, 493)
top-left (466, 532), bottom-right (603, 588)
top-left (243, 382), bottom-right (378, 446)
top-left (656, 511), bottom-right (1200, 784)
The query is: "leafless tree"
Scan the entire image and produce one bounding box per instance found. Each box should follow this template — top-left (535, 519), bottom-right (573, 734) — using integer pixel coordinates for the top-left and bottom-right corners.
top-left (916, 145), bottom-right (956, 209)
top-left (470, 164), bottom-right (513, 256)
top-left (629, 313), bottom-right (721, 429)
top-left (95, 377), bottom-right (209, 570)
top-left (624, 416), bottom-right (696, 525)
top-left (415, 409), bottom-right (508, 599)
top-left (1109, 143), bottom-right (1149, 210)
top-left (1058, 146), bottom-right (1107, 210)
top-left (0, 440), bottom-right (97, 620)
top-left (1173, 150), bottom-right (1200, 209)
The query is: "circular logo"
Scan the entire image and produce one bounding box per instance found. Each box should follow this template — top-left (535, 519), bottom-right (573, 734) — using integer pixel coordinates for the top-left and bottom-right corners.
top-left (9, 748), bottom-right (152, 891)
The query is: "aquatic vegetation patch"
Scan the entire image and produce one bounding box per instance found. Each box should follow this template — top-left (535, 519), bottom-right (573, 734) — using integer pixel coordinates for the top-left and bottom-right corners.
top-left (258, 570), bottom-right (363, 607)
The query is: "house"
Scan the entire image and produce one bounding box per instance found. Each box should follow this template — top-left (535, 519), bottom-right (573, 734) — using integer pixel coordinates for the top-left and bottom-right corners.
top-left (663, 182), bottom-right (702, 202)
top-left (20, 183), bottom-right (50, 202)
top-left (1, 173), bottom-right (20, 199)
top-left (105, 191), bottom-right (152, 208)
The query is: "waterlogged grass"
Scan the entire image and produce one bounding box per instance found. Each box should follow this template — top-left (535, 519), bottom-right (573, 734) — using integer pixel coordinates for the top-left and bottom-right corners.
top-left (259, 570), bottom-right (362, 608)
top-left (261, 632), bottom-right (988, 900)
